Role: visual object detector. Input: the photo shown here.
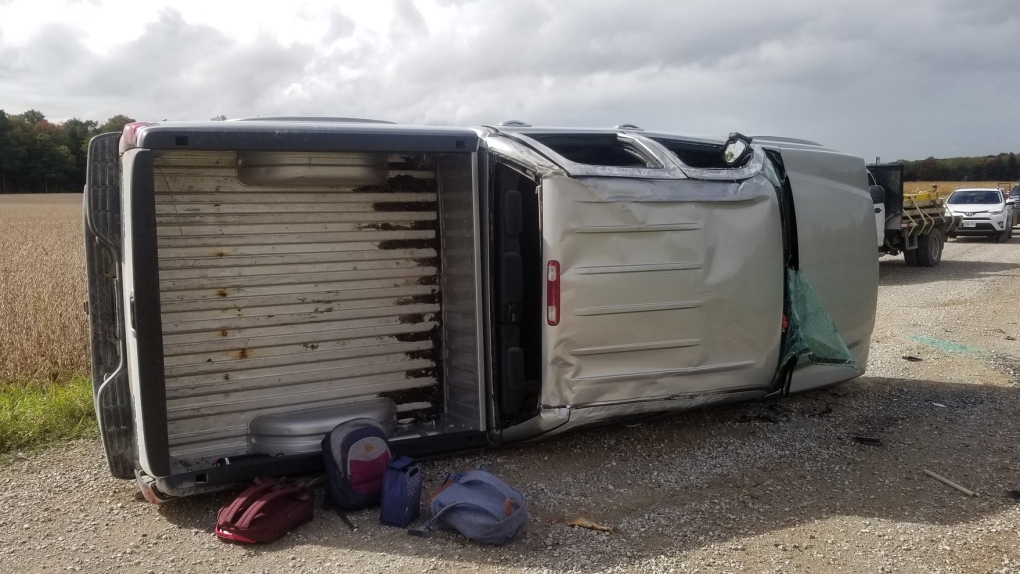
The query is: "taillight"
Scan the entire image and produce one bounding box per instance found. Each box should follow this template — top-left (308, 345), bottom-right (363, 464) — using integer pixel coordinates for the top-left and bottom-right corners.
top-left (546, 260), bottom-right (560, 326)
top-left (119, 122), bottom-right (154, 153)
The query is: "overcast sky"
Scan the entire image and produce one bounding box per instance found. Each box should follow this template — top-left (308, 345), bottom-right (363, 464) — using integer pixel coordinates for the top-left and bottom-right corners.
top-left (1, 0), bottom-right (1017, 161)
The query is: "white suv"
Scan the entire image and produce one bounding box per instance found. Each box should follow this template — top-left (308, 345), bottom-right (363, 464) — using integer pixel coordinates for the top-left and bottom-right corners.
top-left (945, 187), bottom-right (1013, 243)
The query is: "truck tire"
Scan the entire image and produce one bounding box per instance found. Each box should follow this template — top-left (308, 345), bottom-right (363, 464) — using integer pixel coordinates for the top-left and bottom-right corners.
top-left (915, 229), bottom-right (943, 267)
top-left (903, 248), bottom-right (919, 266)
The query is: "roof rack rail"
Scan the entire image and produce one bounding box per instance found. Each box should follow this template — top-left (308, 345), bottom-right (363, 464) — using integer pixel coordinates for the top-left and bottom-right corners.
top-left (231, 117), bottom-right (395, 124)
top-left (614, 124), bottom-right (643, 131)
top-left (498, 120), bottom-right (532, 127)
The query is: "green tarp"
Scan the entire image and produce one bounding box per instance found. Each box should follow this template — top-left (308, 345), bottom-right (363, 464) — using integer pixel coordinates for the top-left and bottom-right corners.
top-left (781, 269), bottom-right (857, 370)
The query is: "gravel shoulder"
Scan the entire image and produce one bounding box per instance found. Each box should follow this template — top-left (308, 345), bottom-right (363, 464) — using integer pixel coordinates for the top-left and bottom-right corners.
top-left (3, 236), bottom-right (1020, 574)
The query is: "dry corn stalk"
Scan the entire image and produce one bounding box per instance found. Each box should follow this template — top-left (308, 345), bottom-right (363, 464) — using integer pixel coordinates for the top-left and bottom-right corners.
top-left (0, 194), bottom-right (90, 383)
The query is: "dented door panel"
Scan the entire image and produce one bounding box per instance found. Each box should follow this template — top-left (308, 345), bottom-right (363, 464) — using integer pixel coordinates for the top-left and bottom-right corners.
top-left (540, 174), bottom-right (784, 408)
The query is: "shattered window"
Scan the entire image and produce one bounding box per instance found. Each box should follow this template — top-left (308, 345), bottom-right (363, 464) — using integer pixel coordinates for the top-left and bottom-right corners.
top-left (528, 134), bottom-right (658, 168)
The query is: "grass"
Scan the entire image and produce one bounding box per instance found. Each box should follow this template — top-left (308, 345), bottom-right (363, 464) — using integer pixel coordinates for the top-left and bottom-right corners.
top-left (0, 376), bottom-right (97, 454)
top-left (1, 193), bottom-right (95, 454)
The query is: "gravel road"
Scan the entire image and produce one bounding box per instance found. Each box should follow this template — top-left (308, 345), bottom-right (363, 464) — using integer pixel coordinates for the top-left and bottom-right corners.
top-left (3, 235), bottom-right (1020, 574)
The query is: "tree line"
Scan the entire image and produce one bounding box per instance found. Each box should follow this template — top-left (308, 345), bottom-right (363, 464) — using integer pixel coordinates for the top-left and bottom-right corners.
top-left (0, 109), bottom-right (135, 194)
top-left (898, 152), bottom-right (1019, 182)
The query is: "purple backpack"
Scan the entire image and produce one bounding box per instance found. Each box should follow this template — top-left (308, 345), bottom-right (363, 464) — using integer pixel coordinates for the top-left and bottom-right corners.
top-left (322, 418), bottom-right (392, 512)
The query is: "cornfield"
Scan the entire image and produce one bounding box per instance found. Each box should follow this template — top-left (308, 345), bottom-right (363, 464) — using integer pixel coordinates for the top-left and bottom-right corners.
top-left (0, 194), bottom-right (89, 383)
top-left (904, 180), bottom-right (1011, 197)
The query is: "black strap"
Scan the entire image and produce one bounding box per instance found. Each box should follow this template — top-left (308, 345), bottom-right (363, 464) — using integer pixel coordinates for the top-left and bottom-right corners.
top-left (780, 355), bottom-right (798, 397)
top-left (322, 489), bottom-right (357, 530)
top-left (766, 355), bottom-right (798, 398)
top-left (334, 508), bottom-right (357, 531)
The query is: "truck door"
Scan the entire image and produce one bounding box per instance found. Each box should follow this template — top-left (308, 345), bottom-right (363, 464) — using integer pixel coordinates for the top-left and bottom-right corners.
top-left (476, 133), bottom-right (787, 414)
top-left (540, 174), bottom-right (784, 408)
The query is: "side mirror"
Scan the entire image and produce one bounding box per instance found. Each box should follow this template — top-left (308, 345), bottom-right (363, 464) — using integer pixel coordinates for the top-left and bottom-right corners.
top-left (722, 132), bottom-right (753, 166)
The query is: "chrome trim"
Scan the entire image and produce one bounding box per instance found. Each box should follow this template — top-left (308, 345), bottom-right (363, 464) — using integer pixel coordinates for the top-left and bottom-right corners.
top-left (493, 131), bottom-right (689, 179)
top-left (471, 153), bottom-right (487, 430)
top-left (486, 128), bottom-right (769, 181)
top-left (667, 145), bottom-right (768, 181)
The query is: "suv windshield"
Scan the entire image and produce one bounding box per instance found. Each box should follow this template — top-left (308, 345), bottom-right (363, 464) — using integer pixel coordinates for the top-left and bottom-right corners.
top-left (947, 190), bottom-right (1002, 205)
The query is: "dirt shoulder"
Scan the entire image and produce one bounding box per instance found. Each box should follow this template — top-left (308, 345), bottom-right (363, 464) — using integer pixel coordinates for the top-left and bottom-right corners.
top-left (2, 236), bottom-right (1020, 574)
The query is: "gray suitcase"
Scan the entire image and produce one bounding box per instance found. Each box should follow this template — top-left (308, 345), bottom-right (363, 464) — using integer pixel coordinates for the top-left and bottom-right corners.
top-left (247, 398), bottom-right (397, 456)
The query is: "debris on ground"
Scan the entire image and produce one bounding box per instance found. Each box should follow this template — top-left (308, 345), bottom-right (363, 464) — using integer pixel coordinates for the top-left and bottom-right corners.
top-left (567, 518), bottom-right (615, 533)
top-left (804, 404), bottom-right (833, 417)
top-left (923, 469), bottom-right (978, 497)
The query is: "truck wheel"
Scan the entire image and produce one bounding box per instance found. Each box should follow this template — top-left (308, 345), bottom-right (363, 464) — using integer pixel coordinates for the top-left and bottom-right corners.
top-left (916, 229), bottom-right (943, 267)
top-left (903, 248), bottom-right (919, 266)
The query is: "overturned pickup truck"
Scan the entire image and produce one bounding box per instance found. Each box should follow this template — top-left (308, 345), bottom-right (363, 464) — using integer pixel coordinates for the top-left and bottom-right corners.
top-left (84, 119), bottom-right (877, 501)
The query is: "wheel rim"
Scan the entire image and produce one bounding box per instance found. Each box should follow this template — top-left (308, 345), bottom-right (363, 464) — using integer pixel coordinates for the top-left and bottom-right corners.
top-left (930, 234), bottom-right (942, 262)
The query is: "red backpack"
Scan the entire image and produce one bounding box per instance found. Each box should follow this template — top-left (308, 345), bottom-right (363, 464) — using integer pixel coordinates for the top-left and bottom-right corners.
top-left (215, 478), bottom-right (313, 543)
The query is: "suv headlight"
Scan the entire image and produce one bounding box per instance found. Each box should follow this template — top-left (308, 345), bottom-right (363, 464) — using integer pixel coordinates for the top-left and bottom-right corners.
top-left (990, 209), bottom-right (1003, 215)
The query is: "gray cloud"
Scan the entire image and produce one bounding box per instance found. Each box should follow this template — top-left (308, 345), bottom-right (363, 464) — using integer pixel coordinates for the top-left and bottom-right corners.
top-left (324, 10), bottom-right (355, 43)
top-left (390, 0), bottom-right (428, 37)
top-left (1, 0), bottom-right (1018, 160)
top-left (2, 9), bottom-right (312, 122)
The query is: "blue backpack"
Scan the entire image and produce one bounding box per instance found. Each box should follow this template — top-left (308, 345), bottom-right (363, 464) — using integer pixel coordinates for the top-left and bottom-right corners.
top-left (321, 419), bottom-right (391, 515)
top-left (411, 469), bottom-right (528, 545)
